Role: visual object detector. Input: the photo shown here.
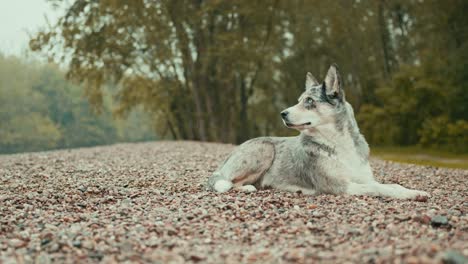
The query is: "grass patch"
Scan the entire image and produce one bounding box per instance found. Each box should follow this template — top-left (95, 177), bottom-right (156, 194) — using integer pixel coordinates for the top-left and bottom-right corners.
top-left (370, 146), bottom-right (468, 170)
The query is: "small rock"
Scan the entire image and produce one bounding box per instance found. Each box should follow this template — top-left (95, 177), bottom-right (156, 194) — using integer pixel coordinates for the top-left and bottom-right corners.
top-left (36, 252), bottom-right (51, 264)
top-left (146, 237), bottom-right (159, 247)
top-left (41, 238), bottom-right (52, 246)
top-left (348, 228), bottom-right (362, 236)
top-left (49, 243), bottom-right (60, 252)
top-left (395, 215), bottom-right (411, 222)
top-left (441, 250), bottom-right (466, 264)
top-left (190, 255), bottom-right (205, 262)
top-left (450, 216), bottom-right (459, 223)
top-left (89, 252), bottom-right (104, 261)
top-left (431, 215), bottom-right (449, 227)
top-left (186, 215), bottom-right (195, 220)
top-left (406, 256), bottom-right (422, 264)
top-left (448, 209), bottom-right (461, 216)
top-left (362, 247), bottom-right (379, 255)
top-left (69, 223), bottom-right (82, 234)
top-left (82, 240), bottom-right (94, 249)
top-left (44, 224), bottom-right (58, 231)
top-left (413, 215), bottom-right (431, 225)
top-left (72, 240), bottom-right (82, 248)
top-left (312, 211), bottom-right (325, 218)
top-left (19, 230), bottom-right (30, 239)
top-left (9, 238), bottom-right (26, 248)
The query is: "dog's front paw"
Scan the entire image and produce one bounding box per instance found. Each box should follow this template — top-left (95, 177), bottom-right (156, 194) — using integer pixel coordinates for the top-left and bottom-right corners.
top-left (394, 188), bottom-right (430, 200)
top-left (411, 190), bottom-right (430, 201)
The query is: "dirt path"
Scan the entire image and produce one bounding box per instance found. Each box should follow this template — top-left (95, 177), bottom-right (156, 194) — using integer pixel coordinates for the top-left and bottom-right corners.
top-left (0, 141), bottom-right (466, 263)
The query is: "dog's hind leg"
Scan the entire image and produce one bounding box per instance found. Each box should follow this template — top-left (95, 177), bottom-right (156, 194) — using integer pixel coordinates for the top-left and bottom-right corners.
top-left (207, 139), bottom-right (275, 193)
top-left (346, 182), bottom-right (430, 200)
top-left (207, 172), bottom-right (233, 193)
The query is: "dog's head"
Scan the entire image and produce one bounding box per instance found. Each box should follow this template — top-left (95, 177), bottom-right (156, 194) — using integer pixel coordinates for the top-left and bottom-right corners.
top-left (281, 64), bottom-right (345, 131)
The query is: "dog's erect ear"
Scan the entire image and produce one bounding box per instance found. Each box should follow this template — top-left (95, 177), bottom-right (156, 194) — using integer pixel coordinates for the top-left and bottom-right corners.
top-left (323, 64), bottom-right (343, 99)
top-left (305, 72), bottom-right (319, 89)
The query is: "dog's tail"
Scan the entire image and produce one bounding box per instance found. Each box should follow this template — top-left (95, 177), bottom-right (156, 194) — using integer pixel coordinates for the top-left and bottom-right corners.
top-left (206, 172), bottom-right (233, 193)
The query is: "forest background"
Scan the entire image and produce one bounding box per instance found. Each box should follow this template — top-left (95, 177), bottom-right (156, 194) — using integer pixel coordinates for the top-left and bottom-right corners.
top-left (2, 0), bottom-right (467, 161)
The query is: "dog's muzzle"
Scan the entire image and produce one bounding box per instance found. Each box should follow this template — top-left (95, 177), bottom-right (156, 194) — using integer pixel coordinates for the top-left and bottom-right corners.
top-left (280, 111), bottom-right (289, 120)
top-left (281, 111), bottom-right (294, 127)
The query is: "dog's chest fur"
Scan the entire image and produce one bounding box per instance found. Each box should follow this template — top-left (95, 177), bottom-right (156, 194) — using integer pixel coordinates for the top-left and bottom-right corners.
top-left (262, 129), bottom-right (374, 194)
top-left (315, 136), bottom-right (373, 184)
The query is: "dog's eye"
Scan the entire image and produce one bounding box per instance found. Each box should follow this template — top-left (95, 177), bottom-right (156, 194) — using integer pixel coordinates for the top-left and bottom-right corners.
top-left (304, 97), bottom-right (315, 109)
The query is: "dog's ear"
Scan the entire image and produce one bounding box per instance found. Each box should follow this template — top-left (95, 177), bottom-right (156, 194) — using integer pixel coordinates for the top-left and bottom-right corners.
top-left (305, 72), bottom-right (319, 89)
top-left (323, 64), bottom-right (343, 99)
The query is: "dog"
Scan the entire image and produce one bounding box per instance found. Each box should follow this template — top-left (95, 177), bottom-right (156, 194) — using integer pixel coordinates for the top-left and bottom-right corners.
top-left (207, 64), bottom-right (429, 200)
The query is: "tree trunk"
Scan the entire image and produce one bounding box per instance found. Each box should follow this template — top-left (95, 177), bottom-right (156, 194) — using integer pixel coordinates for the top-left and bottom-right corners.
top-left (378, 0), bottom-right (392, 79)
top-left (166, 2), bottom-right (208, 141)
top-left (237, 77), bottom-right (249, 144)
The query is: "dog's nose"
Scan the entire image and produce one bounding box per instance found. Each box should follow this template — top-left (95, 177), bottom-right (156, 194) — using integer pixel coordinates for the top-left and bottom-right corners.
top-left (281, 111), bottom-right (289, 119)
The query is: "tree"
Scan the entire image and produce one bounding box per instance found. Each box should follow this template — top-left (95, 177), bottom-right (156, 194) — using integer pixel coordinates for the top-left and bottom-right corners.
top-left (31, 0), bottom-right (288, 143)
top-left (0, 55), bottom-right (61, 152)
top-left (0, 53), bottom-right (155, 154)
top-left (30, 0), bottom-right (468, 152)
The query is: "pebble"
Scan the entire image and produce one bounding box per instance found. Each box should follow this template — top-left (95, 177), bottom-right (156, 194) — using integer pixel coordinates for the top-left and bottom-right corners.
top-left (0, 141), bottom-right (465, 263)
top-left (441, 250), bottom-right (467, 264)
top-left (413, 214), bottom-right (431, 225)
top-left (431, 215), bottom-right (449, 227)
top-left (9, 239), bottom-right (26, 248)
top-left (72, 241), bottom-right (82, 248)
top-left (312, 211), bottom-right (325, 218)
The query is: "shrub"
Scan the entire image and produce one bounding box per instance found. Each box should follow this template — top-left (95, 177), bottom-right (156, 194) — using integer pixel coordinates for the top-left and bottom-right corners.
top-left (419, 116), bottom-right (468, 153)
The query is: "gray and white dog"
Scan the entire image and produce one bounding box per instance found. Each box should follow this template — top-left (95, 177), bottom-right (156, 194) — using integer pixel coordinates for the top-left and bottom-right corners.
top-left (207, 64), bottom-right (429, 200)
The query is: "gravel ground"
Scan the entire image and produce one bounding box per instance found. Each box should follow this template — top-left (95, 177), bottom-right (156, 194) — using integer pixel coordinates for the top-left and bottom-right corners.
top-left (0, 141), bottom-right (467, 263)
